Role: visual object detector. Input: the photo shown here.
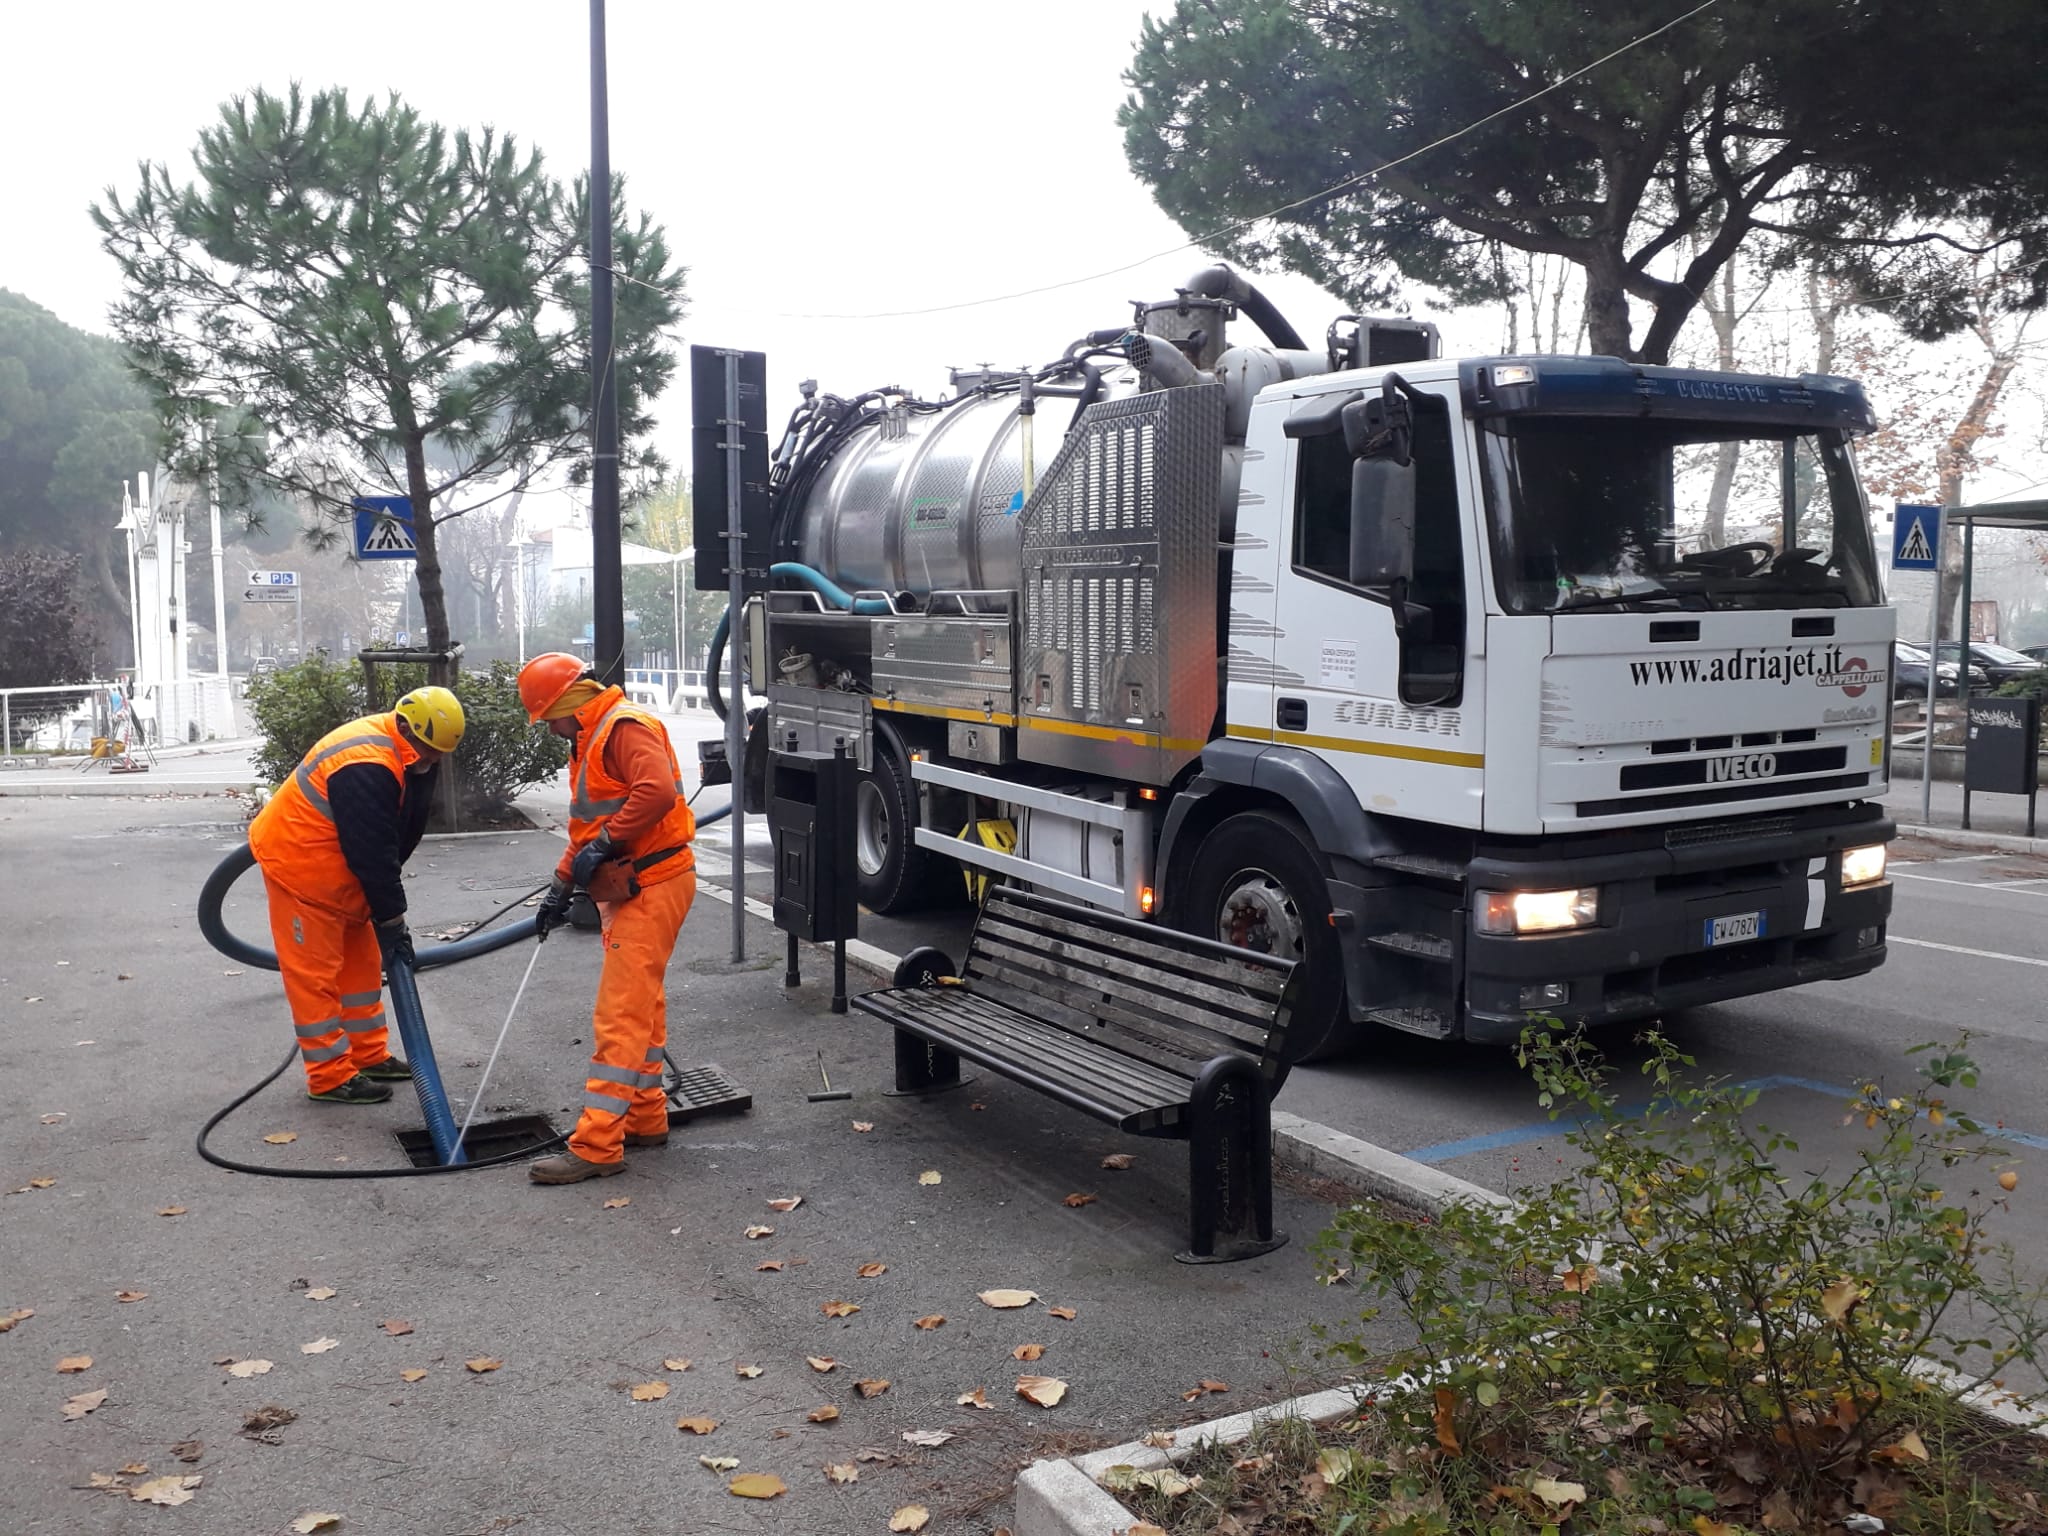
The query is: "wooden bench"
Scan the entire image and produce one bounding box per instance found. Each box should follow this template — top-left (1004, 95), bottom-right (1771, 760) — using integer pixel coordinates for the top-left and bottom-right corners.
top-left (853, 885), bottom-right (1297, 1262)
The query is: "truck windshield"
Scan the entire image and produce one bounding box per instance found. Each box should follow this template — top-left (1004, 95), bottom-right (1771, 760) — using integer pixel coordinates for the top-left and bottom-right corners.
top-left (1477, 419), bottom-right (1883, 614)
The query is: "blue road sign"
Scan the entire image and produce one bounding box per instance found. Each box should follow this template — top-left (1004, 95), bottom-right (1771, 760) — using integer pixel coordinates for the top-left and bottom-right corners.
top-left (352, 496), bottom-right (418, 560)
top-left (1892, 503), bottom-right (1941, 572)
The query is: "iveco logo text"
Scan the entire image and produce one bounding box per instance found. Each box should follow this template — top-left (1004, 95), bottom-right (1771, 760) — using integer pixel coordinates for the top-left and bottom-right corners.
top-left (1707, 753), bottom-right (1777, 783)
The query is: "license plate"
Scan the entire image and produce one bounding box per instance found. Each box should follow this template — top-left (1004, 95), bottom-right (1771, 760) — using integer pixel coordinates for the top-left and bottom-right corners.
top-left (1704, 910), bottom-right (1765, 947)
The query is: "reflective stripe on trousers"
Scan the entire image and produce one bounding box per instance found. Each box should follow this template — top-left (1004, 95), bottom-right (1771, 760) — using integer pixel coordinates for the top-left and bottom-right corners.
top-left (568, 871), bottom-right (695, 1163)
top-left (264, 884), bottom-right (394, 1094)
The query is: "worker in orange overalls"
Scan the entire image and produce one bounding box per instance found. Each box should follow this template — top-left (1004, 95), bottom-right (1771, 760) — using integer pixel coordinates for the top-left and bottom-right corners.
top-left (518, 653), bottom-right (696, 1184)
top-left (248, 688), bottom-right (466, 1104)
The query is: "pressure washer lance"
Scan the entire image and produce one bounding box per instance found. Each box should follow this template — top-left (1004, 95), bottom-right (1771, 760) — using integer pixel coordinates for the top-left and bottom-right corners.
top-left (807, 1050), bottom-right (852, 1103)
top-left (453, 940), bottom-right (544, 1159)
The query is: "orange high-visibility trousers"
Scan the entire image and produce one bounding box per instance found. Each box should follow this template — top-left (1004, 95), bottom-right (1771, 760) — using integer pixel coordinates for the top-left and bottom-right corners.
top-left (569, 870), bottom-right (695, 1163)
top-left (263, 880), bottom-right (393, 1094)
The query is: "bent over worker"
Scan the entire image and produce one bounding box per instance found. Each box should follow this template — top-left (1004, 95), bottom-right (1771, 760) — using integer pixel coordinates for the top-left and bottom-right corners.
top-left (518, 653), bottom-right (696, 1184)
top-left (248, 688), bottom-right (465, 1104)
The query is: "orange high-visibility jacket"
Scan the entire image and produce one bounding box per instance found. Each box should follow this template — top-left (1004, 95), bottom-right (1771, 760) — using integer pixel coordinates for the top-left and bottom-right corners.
top-left (250, 712), bottom-right (417, 919)
top-left (562, 687), bottom-right (695, 887)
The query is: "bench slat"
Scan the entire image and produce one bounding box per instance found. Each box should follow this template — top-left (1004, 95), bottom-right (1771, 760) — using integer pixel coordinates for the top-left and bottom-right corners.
top-left (984, 892), bottom-right (1291, 998)
top-left (965, 951), bottom-right (1253, 1077)
top-left (948, 969), bottom-right (1219, 1085)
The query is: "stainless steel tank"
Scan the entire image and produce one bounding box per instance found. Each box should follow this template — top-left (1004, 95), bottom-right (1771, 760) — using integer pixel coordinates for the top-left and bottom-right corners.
top-left (794, 391), bottom-right (1081, 598)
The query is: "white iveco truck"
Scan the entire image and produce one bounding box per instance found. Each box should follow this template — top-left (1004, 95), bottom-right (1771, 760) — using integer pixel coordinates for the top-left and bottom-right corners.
top-left (714, 266), bottom-right (1895, 1060)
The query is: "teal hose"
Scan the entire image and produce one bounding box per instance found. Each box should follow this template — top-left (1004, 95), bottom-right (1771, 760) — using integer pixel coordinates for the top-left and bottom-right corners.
top-left (707, 561), bottom-right (891, 721)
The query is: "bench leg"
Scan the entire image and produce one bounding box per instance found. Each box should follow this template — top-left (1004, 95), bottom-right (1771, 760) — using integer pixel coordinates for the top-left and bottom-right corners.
top-left (892, 1030), bottom-right (963, 1095)
top-left (1178, 1056), bottom-right (1286, 1264)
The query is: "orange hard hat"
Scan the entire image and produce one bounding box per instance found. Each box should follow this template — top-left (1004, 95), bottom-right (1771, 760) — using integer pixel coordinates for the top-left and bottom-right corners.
top-left (518, 652), bottom-right (589, 722)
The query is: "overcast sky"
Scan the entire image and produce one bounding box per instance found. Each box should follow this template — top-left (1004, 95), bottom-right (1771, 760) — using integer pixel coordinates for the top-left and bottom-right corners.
top-left (2, 0), bottom-right (1501, 507)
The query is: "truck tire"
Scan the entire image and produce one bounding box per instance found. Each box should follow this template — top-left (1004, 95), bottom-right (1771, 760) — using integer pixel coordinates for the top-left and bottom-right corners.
top-left (1180, 809), bottom-right (1354, 1063)
top-left (854, 746), bottom-right (938, 915)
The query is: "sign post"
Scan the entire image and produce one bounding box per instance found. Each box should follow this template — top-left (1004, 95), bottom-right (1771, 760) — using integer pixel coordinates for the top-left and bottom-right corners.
top-left (1894, 503), bottom-right (1944, 823)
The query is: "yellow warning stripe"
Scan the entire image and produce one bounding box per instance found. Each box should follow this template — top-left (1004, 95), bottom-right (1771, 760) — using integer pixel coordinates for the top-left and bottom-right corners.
top-left (1227, 724), bottom-right (1484, 770)
top-left (872, 698), bottom-right (1018, 728)
top-left (1021, 715), bottom-right (1208, 754)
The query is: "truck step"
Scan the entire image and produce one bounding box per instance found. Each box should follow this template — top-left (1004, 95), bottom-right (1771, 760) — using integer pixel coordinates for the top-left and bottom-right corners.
top-left (1363, 1006), bottom-right (1454, 1040)
top-left (1364, 930), bottom-right (1453, 963)
top-left (1371, 853), bottom-right (1466, 885)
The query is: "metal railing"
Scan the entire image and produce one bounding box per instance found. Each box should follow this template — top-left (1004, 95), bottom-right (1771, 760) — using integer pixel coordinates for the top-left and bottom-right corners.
top-left (1, 683), bottom-right (110, 759)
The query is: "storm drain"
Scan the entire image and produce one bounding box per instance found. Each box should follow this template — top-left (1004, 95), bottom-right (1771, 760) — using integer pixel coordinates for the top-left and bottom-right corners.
top-left (664, 1061), bottom-right (753, 1124)
top-left (393, 1113), bottom-right (559, 1168)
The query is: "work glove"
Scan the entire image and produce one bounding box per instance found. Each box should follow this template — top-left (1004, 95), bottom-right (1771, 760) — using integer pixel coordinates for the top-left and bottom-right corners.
top-left (569, 832), bottom-right (617, 892)
top-left (374, 917), bottom-right (416, 970)
top-left (536, 878), bottom-right (574, 941)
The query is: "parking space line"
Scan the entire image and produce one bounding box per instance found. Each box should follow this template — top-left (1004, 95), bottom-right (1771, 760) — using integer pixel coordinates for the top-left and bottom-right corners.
top-left (1892, 935), bottom-right (2048, 967)
top-left (1893, 871), bottom-right (2048, 897)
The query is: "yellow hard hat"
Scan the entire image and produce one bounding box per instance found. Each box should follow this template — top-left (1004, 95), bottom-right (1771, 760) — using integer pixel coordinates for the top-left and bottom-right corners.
top-left (394, 685), bottom-right (466, 752)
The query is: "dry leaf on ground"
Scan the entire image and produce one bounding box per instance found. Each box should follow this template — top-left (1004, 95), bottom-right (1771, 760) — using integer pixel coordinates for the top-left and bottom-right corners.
top-left (27, 1177), bottom-right (57, 1189)
top-left (300, 1338), bottom-right (339, 1354)
top-left (913, 1314), bottom-right (945, 1330)
top-left (400, 1369), bottom-right (428, 1383)
top-left (1432, 1386), bottom-right (1462, 1454)
top-left (1062, 1193), bottom-right (1096, 1208)
top-left (901, 1429), bottom-right (954, 1447)
top-left (602, 1197), bottom-right (630, 1210)
top-left (1016, 1374), bottom-right (1068, 1407)
top-left (242, 1405), bottom-right (296, 1434)
top-left (465, 1358), bottom-right (502, 1374)
top-left (825, 1461), bottom-right (858, 1483)
top-left (917, 1170), bottom-right (941, 1186)
top-left (756, 1260), bottom-right (784, 1272)
top-left (56, 1355), bottom-right (92, 1373)
top-left (0, 1307), bottom-right (34, 1332)
top-left (263, 1132), bottom-right (298, 1145)
top-left (698, 1455), bottom-right (738, 1471)
top-left (676, 1417), bottom-right (719, 1435)
top-left (807, 1405), bottom-right (841, 1423)
top-left (114, 1291), bottom-right (147, 1303)
top-left (119, 1462), bottom-right (149, 1476)
top-left (170, 1441), bottom-right (203, 1463)
top-left (807, 1356), bottom-right (839, 1372)
top-left (727, 1472), bottom-right (786, 1499)
top-left (1318, 1447), bottom-right (1359, 1485)
top-left (1999, 1170), bottom-right (2020, 1191)
top-left (1142, 1430), bottom-right (1177, 1449)
top-left (1559, 1263), bottom-right (1598, 1293)
top-left (1873, 1429), bottom-right (1930, 1463)
top-left (1126, 1526), bottom-right (1169, 1536)
top-left (957, 1387), bottom-right (991, 1409)
top-left (130, 1475), bottom-right (201, 1507)
top-left (852, 1121), bottom-right (874, 1132)
top-left (820, 1300), bottom-right (859, 1318)
top-left (978, 1289), bottom-right (1037, 1309)
top-left (890, 1507), bottom-right (930, 1533)
top-left (303, 1287), bottom-right (337, 1301)
top-left (734, 1363), bottom-right (764, 1378)
top-left (662, 1357), bottom-right (692, 1371)
top-left (1531, 1476), bottom-right (1587, 1507)
top-left (1012, 1343), bottom-right (1045, 1361)
top-left (854, 1378), bottom-right (890, 1398)
top-left (39, 1112), bottom-right (66, 1124)
top-left (856, 1262), bottom-right (888, 1278)
top-left (629, 1381), bottom-right (670, 1402)
top-left (381, 1320), bottom-right (413, 1336)
top-left (767, 1196), bottom-right (803, 1212)
top-left (224, 1359), bottom-right (273, 1378)
top-left (62, 1388), bottom-right (109, 1420)
top-left (1181, 1379), bottom-right (1229, 1401)
top-left (158, 1205), bottom-right (186, 1217)
top-left (1047, 1306), bottom-right (1077, 1320)
top-left (290, 1514), bottom-right (343, 1533)
top-left (1100, 1153), bottom-right (1134, 1169)
top-left (744, 1224), bottom-right (775, 1239)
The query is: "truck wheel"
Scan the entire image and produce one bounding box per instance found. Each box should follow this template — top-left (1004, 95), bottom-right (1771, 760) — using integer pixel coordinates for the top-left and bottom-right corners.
top-left (1181, 810), bottom-right (1353, 1064)
top-left (855, 747), bottom-right (937, 915)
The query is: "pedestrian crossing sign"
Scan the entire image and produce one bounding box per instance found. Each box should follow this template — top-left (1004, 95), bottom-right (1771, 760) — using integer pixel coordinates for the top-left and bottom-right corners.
top-left (352, 496), bottom-right (418, 561)
top-left (1892, 503), bottom-right (1940, 572)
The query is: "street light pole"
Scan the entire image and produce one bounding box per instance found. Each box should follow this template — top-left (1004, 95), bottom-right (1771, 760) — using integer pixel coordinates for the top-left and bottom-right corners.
top-left (670, 547), bottom-right (694, 707)
top-left (512, 535), bottom-right (529, 664)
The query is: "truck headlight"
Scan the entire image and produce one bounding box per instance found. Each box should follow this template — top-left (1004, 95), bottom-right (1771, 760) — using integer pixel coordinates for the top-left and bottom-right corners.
top-left (1476, 888), bottom-right (1600, 935)
top-left (1841, 844), bottom-right (1888, 888)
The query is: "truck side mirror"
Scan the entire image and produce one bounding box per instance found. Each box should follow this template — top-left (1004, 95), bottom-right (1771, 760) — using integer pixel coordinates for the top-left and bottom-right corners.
top-left (1348, 457), bottom-right (1416, 590)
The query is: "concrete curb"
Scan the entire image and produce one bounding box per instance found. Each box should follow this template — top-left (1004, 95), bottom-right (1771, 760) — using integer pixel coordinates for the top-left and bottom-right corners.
top-left (1894, 821), bottom-right (2048, 857)
top-left (0, 781), bottom-right (247, 797)
top-left (1271, 1111), bottom-right (1514, 1213)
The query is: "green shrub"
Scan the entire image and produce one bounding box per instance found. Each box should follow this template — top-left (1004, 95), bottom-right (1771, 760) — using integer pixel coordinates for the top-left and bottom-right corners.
top-left (245, 656), bottom-right (366, 787)
top-left (1994, 669), bottom-right (2048, 700)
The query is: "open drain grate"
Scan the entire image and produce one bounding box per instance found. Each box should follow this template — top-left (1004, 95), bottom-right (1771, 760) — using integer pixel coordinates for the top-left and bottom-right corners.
top-left (664, 1061), bottom-right (752, 1124)
top-left (394, 1113), bottom-right (560, 1169)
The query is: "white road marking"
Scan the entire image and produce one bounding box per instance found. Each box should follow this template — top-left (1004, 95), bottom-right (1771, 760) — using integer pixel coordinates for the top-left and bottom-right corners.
top-left (1891, 871), bottom-right (2048, 897)
top-left (1892, 935), bottom-right (2048, 968)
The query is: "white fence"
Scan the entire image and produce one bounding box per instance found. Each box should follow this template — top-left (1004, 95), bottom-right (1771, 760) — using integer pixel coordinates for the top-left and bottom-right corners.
top-left (0, 676), bottom-right (238, 757)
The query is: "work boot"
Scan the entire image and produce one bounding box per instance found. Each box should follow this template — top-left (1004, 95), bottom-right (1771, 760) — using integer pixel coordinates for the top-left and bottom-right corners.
top-left (356, 1054), bottom-right (413, 1082)
top-left (306, 1074), bottom-right (393, 1106)
top-left (528, 1150), bottom-right (626, 1184)
top-left (623, 1128), bottom-right (670, 1149)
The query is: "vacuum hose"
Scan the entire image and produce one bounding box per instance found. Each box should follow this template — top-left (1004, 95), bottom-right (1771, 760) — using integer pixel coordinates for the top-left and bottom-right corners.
top-left (706, 561), bottom-right (892, 721)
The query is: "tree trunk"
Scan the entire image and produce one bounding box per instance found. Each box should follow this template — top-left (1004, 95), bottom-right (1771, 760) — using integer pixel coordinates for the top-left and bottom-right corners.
top-left (401, 435), bottom-right (455, 689)
top-left (1934, 351), bottom-right (2018, 639)
top-left (1584, 249), bottom-right (1634, 360)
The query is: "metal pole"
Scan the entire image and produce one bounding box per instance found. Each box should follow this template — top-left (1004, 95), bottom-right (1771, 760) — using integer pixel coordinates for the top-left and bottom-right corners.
top-left (1960, 516), bottom-right (1976, 650)
top-left (724, 349), bottom-right (747, 963)
top-left (1921, 537), bottom-right (1942, 826)
top-left (295, 587), bottom-right (305, 661)
top-left (208, 442), bottom-right (228, 677)
top-left (672, 553), bottom-right (683, 701)
top-left (588, 0), bottom-right (624, 688)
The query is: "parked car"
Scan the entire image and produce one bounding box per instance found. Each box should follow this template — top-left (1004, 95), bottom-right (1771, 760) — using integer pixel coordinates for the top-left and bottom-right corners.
top-left (1932, 641), bottom-right (2048, 689)
top-left (2021, 644), bottom-right (2048, 666)
top-left (1894, 642), bottom-right (1974, 699)
top-left (249, 656), bottom-right (280, 678)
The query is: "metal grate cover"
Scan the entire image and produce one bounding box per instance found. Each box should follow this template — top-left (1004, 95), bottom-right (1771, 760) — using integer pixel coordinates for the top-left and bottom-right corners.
top-left (663, 1059), bottom-right (753, 1123)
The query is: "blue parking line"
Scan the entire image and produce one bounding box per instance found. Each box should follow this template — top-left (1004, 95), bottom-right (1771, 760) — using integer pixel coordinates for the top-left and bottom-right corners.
top-left (1404, 1073), bottom-right (2048, 1163)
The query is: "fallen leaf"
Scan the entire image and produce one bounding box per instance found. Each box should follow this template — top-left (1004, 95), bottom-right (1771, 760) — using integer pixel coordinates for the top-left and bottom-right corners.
top-left (698, 1455), bottom-right (739, 1471)
top-left (291, 1515), bottom-right (343, 1534)
top-left (0, 1307), bottom-right (33, 1332)
top-left (1182, 1378), bottom-right (1229, 1400)
top-left (242, 1405), bottom-right (297, 1434)
top-left (1820, 1279), bottom-right (1863, 1324)
top-left (1101, 1466), bottom-right (1197, 1497)
top-left (120, 1462), bottom-right (150, 1476)
top-left (1062, 1192), bottom-right (1097, 1208)
top-left (1016, 1374), bottom-right (1068, 1407)
top-left (224, 1359), bottom-right (273, 1378)
top-left (767, 1196), bottom-right (803, 1212)
top-left (957, 1387), bottom-right (992, 1409)
top-left (663, 1357), bottom-right (693, 1372)
top-left (159, 1206), bottom-right (187, 1217)
top-left (28, 1177), bottom-right (56, 1189)
top-left (1047, 1306), bottom-right (1077, 1321)
top-left (381, 1320), bottom-right (413, 1337)
top-left (1143, 1430), bottom-right (1177, 1449)
top-left (1433, 1387), bottom-right (1462, 1455)
top-left (1101, 1153), bottom-right (1135, 1170)
top-left (852, 1121), bottom-right (874, 1133)
top-left (901, 1429), bottom-right (954, 1447)
top-left (1125, 1527), bottom-right (1169, 1536)
top-left (1559, 1262), bottom-right (1599, 1293)
top-left (1873, 1429), bottom-right (1930, 1464)
top-left (807, 1404), bottom-right (841, 1423)
top-left (1532, 1477), bottom-right (1588, 1507)
top-left (820, 1300), bottom-right (860, 1318)
top-left (1760, 1489), bottom-right (1799, 1530)
top-left (676, 1417), bottom-right (719, 1435)
top-left (808, 1356), bottom-right (839, 1372)
top-left (56, 1355), bottom-right (92, 1373)
top-left (854, 1378), bottom-right (890, 1398)
top-left (734, 1363), bottom-right (764, 1378)
top-left (1012, 1343), bottom-right (1045, 1361)
top-left (263, 1132), bottom-right (298, 1145)
top-left (464, 1358), bottom-right (502, 1374)
top-left (602, 1197), bottom-right (630, 1209)
top-left (744, 1224), bottom-right (775, 1239)
top-left (917, 1170), bottom-right (941, 1186)
top-left (2000, 1170), bottom-right (2020, 1192)
top-left (825, 1461), bottom-right (859, 1483)
top-left (970, 1101), bottom-right (986, 1110)
top-left (170, 1441), bottom-right (203, 1464)
top-left (630, 1381), bottom-right (670, 1402)
top-left (890, 1507), bottom-right (931, 1533)
top-left (222, 968), bottom-right (244, 976)
top-left (62, 1388), bottom-right (109, 1420)
top-left (87, 1472), bottom-right (124, 1489)
top-left (1232, 1454), bottom-right (1271, 1473)
top-left (39, 1112), bottom-right (66, 1124)
top-left (130, 1474), bottom-right (202, 1507)
top-left (1692, 1519), bottom-right (1740, 1536)
top-left (979, 1289), bottom-right (1038, 1309)
top-left (727, 1472), bottom-right (787, 1499)
top-left (400, 1369), bottom-right (428, 1383)
top-left (857, 1262), bottom-right (888, 1278)
top-left (914, 1314), bottom-right (946, 1330)
top-left (756, 1260), bottom-right (784, 1272)
top-left (301, 1337), bottom-right (339, 1354)
top-left (115, 1290), bottom-right (147, 1304)
top-left (304, 1287), bottom-right (337, 1301)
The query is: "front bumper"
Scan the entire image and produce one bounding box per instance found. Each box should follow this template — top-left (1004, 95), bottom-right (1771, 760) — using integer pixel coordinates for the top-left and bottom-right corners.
top-left (1460, 813), bottom-right (1894, 1044)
